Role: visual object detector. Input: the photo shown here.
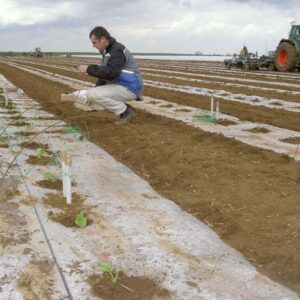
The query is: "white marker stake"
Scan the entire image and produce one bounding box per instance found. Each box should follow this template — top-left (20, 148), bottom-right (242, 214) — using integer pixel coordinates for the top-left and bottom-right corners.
top-left (66, 164), bottom-right (72, 205)
top-left (216, 101), bottom-right (219, 120)
top-left (211, 97), bottom-right (214, 115)
top-left (62, 161), bottom-right (67, 197)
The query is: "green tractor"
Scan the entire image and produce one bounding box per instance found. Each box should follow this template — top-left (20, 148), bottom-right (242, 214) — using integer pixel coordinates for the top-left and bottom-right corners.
top-left (275, 21), bottom-right (300, 71)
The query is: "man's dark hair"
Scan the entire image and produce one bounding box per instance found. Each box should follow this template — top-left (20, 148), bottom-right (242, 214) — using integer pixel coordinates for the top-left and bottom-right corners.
top-left (89, 26), bottom-right (110, 39)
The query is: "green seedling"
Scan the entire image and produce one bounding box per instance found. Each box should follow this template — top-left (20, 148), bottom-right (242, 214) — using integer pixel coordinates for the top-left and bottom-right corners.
top-left (63, 126), bottom-right (84, 140)
top-left (43, 172), bottom-right (57, 182)
top-left (36, 148), bottom-right (46, 159)
top-left (75, 212), bottom-right (87, 229)
top-left (63, 126), bottom-right (83, 134)
top-left (192, 114), bottom-right (217, 124)
top-left (100, 261), bottom-right (119, 284)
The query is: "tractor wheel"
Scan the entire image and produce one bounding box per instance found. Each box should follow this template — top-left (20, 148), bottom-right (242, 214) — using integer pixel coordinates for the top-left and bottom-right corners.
top-left (275, 42), bottom-right (297, 72)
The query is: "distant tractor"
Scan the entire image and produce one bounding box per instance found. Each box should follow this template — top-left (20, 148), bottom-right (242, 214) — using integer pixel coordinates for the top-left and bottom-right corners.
top-left (31, 47), bottom-right (43, 58)
top-left (224, 47), bottom-right (275, 71)
top-left (275, 21), bottom-right (300, 71)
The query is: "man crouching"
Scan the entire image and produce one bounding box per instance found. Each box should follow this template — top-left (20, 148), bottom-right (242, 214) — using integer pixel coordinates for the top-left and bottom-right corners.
top-left (77, 26), bottom-right (143, 125)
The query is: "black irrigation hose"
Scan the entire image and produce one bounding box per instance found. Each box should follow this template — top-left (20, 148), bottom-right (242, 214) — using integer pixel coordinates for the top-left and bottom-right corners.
top-left (0, 68), bottom-right (93, 183)
top-left (0, 104), bottom-right (100, 298)
top-left (2, 126), bottom-right (74, 300)
top-left (0, 113), bottom-right (100, 185)
top-left (33, 204), bottom-right (74, 300)
top-left (0, 78), bottom-right (99, 298)
top-left (0, 103), bottom-right (41, 137)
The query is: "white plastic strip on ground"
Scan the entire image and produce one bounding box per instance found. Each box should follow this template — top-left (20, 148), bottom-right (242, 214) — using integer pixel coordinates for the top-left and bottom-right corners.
top-left (5, 61), bottom-right (94, 90)
top-left (5, 61), bottom-right (300, 114)
top-left (0, 75), bottom-right (299, 299)
top-left (138, 62), bottom-right (300, 83)
top-left (144, 80), bottom-right (300, 113)
top-left (130, 96), bottom-right (300, 160)
top-left (0, 80), bottom-right (68, 299)
top-left (7, 59), bottom-right (78, 72)
top-left (142, 71), bottom-right (300, 98)
top-left (141, 67), bottom-right (300, 91)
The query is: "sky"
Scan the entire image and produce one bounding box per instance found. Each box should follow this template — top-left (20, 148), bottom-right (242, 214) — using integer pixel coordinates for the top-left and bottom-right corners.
top-left (0, 0), bottom-right (298, 55)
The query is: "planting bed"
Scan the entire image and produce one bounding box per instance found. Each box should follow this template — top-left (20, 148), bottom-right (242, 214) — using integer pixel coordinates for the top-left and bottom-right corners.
top-left (0, 57), bottom-right (299, 299)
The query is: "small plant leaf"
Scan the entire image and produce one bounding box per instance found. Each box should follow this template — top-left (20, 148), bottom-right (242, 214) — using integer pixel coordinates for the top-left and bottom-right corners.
top-left (75, 212), bottom-right (87, 229)
top-left (43, 172), bottom-right (56, 181)
top-left (36, 148), bottom-right (45, 159)
top-left (100, 261), bottom-right (112, 273)
top-left (111, 272), bottom-right (119, 284)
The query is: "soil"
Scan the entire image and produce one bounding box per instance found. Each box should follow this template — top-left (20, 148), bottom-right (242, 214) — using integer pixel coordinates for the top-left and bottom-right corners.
top-left (15, 131), bottom-right (37, 136)
top-left (35, 179), bottom-right (76, 191)
top-left (0, 180), bottom-right (29, 250)
top-left (44, 193), bottom-right (93, 228)
top-left (245, 127), bottom-right (270, 133)
top-left (271, 101), bottom-right (284, 106)
top-left (281, 137), bottom-right (300, 144)
top-left (6, 115), bottom-right (25, 120)
top-left (43, 192), bottom-right (83, 209)
top-left (0, 178), bottom-right (20, 201)
top-left (87, 272), bottom-right (171, 300)
top-left (0, 60), bottom-right (300, 294)
top-left (0, 143), bottom-right (9, 148)
top-left (26, 155), bottom-right (56, 166)
top-left (16, 258), bottom-right (55, 299)
top-left (35, 179), bottom-right (62, 191)
top-left (0, 110), bottom-right (19, 114)
top-left (20, 142), bottom-right (49, 149)
top-left (216, 119), bottom-right (237, 126)
top-left (159, 104), bottom-right (174, 108)
top-left (10, 121), bottom-right (30, 126)
top-left (148, 100), bottom-right (159, 104)
top-left (175, 108), bottom-right (191, 112)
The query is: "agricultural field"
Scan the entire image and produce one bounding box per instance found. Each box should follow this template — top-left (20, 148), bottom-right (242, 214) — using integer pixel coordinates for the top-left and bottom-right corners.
top-left (0, 56), bottom-right (299, 299)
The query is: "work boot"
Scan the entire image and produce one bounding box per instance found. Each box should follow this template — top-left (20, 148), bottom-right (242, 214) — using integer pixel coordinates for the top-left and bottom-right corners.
top-left (115, 105), bottom-right (136, 125)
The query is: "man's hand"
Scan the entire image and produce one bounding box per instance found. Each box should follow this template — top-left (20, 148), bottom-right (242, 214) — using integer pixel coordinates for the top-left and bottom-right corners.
top-left (77, 64), bottom-right (88, 74)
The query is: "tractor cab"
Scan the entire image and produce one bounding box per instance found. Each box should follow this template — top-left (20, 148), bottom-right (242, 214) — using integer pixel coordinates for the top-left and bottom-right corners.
top-left (288, 22), bottom-right (300, 51)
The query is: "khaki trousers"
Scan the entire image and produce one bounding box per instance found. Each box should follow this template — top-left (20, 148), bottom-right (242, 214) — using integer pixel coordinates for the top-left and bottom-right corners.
top-left (86, 84), bottom-right (136, 115)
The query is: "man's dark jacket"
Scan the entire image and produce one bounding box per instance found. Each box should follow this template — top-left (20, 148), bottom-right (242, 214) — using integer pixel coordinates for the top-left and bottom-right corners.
top-left (87, 37), bottom-right (142, 97)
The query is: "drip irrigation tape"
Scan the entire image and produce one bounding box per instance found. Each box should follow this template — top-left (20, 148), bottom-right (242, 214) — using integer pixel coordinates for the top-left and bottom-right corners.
top-left (2, 127), bottom-right (74, 300)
